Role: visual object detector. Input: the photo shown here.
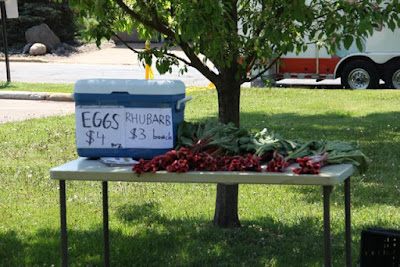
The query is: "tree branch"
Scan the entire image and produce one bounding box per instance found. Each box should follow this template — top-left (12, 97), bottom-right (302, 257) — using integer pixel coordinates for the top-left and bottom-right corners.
top-left (243, 54), bottom-right (282, 83)
top-left (238, 0), bottom-right (251, 15)
top-left (312, 4), bottom-right (345, 21)
top-left (162, 51), bottom-right (192, 66)
top-left (179, 42), bottom-right (220, 84)
top-left (113, 34), bottom-right (142, 54)
top-left (112, 0), bottom-right (175, 37)
top-left (114, 33), bottom-right (196, 69)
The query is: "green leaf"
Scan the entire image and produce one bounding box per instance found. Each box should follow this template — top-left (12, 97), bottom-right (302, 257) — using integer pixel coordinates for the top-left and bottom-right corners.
top-left (388, 19), bottom-right (396, 30)
top-left (242, 23), bottom-right (248, 35)
top-left (344, 35), bottom-right (354, 50)
top-left (356, 38), bottom-right (364, 52)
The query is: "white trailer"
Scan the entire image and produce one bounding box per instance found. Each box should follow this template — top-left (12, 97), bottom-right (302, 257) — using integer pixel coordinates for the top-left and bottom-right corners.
top-left (273, 26), bottom-right (400, 89)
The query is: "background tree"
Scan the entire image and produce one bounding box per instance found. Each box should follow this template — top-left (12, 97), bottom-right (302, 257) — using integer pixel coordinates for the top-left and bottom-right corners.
top-left (64, 0), bottom-right (400, 227)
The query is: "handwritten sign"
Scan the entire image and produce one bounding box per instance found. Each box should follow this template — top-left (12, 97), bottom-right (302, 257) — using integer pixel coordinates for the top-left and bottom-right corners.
top-left (75, 106), bottom-right (174, 150)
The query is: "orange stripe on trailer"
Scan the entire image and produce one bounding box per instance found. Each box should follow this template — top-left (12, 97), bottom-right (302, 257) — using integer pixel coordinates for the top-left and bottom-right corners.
top-left (319, 58), bottom-right (341, 74)
top-left (279, 58), bottom-right (340, 75)
top-left (279, 58), bottom-right (316, 73)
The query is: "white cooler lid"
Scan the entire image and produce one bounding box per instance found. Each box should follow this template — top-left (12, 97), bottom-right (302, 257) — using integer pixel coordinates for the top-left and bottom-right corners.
top-left (74, 79), bottom-right (185, 95)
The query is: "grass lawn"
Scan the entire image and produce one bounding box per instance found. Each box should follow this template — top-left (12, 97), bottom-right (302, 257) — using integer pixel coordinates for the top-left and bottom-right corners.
top-left (1, 87), bottom-right (399, 266)
top-left (0, 81), bottom-right (73, 93)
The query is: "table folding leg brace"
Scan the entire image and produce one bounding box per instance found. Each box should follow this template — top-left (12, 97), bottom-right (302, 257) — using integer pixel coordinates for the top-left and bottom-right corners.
top-left (59, 180), bottom-right (111, 267)
top-left (60, 180), bottom-right (67, 267)
top-left (323, 185), bottom-right (333, 267)
top-left (322, 178), bottom-right (352, 267)
top-left (345, 178), bottom-right (351, 267)
top-left (102, 181), bottom-right (110, 267)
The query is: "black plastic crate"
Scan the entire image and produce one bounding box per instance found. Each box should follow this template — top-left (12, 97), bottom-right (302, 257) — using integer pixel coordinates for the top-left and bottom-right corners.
top-left (360, 228), bottom-right (400, 267)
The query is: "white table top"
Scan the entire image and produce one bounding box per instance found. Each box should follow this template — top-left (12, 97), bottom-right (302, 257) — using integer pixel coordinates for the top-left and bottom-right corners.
top-left (50, 158), bottom-right (355, 185)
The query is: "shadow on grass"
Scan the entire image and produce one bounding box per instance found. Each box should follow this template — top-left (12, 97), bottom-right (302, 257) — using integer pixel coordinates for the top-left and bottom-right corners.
top-left (0, 230), bottom-right (25, 265)
top-left (5, 201), bottom-right (355, 266)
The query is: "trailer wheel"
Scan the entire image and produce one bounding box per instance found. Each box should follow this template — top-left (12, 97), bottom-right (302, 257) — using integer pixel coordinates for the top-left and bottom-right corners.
top-left (384, 61), bottom-right (400, 89)
top-left (341, 60), bottom-right (379, 89)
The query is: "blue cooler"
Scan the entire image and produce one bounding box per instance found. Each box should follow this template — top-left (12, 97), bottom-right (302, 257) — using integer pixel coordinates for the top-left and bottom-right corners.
top-left (73, 79), bottom-right (191, 159)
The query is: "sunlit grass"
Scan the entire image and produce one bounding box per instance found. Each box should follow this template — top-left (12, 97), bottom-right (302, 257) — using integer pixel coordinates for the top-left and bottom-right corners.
top-left (0, 81), bottom-right (73, 93)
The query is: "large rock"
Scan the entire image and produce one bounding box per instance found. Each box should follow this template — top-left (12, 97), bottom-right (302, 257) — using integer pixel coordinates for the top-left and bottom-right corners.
top-left (29, 43), bottom-right (47, 56)
top-left (25, 24), bottom-right (61, 52)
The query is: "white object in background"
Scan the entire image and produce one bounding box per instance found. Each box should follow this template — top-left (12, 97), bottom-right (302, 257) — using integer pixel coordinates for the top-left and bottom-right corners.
top-left (99, 157), bottom-right (138, 167)
top-left (0, 0), bottom-right (19, 19)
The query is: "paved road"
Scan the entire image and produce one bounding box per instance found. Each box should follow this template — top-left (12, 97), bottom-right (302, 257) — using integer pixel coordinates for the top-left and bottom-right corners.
top-left (2, 61), bottom-right (345, 89)
top-left (0, 99), bottom-right (75, 123)
top-left (1, 62), bottom-right (211, 87)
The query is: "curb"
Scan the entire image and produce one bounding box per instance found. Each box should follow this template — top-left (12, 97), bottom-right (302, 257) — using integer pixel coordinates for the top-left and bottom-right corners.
top-left (0, 91), bottom-right (74, 102)
top-left (47, 93), bottom-right (74, 101)
top-left (0, 57), bottom-right (49, 63)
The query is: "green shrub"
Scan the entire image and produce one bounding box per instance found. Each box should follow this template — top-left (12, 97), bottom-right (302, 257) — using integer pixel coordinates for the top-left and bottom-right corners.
top-left (0, 0), bottom-right (78, 51)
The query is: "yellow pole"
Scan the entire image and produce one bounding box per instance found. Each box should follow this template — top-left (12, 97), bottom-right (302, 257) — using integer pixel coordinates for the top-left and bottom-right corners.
top-left (145, 40), bottom-right (154, 79)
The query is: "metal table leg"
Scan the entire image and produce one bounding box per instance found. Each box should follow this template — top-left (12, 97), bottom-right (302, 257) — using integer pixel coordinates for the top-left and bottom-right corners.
top-left (103, 181), bottom-right (110, 267)
top-left (323, 185), bottom-right (333, 267)
top-left (345, 178), bottom-right (351, 267)
top-left (60, 180), bottom-right (68, 267)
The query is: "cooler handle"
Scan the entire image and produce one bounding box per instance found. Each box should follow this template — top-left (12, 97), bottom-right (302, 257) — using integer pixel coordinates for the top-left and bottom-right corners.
top-left (176, 97), bottom-right (192, 111)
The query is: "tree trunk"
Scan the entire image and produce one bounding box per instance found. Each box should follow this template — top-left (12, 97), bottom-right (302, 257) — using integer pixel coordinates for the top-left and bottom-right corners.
top-left (213, 78), bottom-right (241, 228)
